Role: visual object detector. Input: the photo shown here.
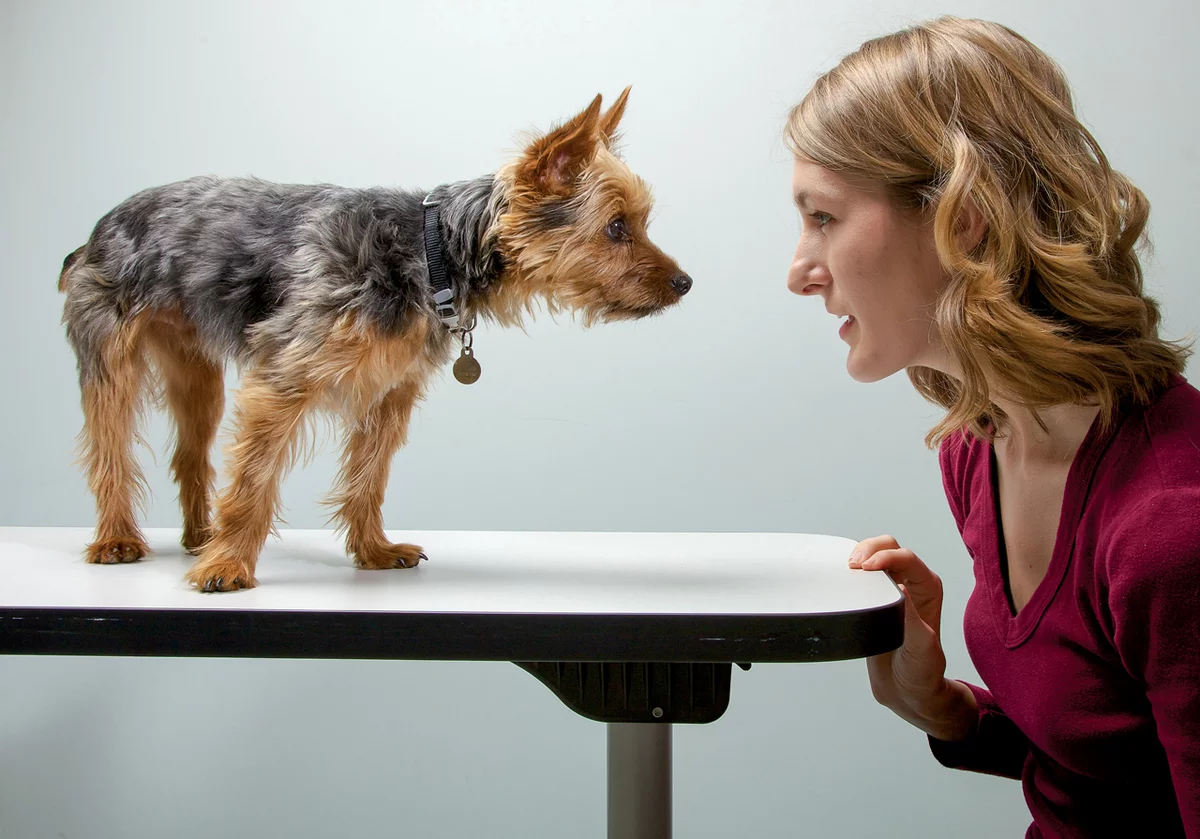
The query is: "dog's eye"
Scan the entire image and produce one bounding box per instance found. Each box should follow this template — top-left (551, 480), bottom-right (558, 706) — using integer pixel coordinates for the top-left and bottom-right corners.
top-left (606, 217), bottom-right (630, 242)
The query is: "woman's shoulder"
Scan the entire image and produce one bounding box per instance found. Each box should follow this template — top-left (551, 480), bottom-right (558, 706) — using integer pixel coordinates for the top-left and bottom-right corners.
top-left (937, 428), bottom-right (989, 532)
top-left (1096, 374), bottom-right (1200, 512)
top-left (937, 426), bottom-right (987, 474)
top-left (1096, 375), bottom-right (1200, 586)
top-left (1137, 373), bottom-right (1200, 490)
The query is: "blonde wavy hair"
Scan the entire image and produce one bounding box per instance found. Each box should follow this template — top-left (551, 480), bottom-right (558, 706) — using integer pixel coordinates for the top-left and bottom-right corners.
top-left (785, 16), bottom-right (1189, 446)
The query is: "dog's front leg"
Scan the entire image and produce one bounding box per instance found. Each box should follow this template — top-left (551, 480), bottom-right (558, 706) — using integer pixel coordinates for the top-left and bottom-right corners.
top-left (331, 377), bottom-right (427, 569)
top-left (184, 369), bottom-right (313, 592)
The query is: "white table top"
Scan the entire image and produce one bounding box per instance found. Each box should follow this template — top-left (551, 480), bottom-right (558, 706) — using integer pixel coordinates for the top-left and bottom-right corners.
top-left (0, 527), bottom-right (896, 614)
top-left (0, 527), bottom-right (902, 662)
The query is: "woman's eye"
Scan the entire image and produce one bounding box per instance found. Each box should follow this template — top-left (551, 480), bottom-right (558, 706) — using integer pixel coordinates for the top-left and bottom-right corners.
top-left (810, 212), bottom-right (832, 227)
top-left (607, 217), bottom-right (630, 241)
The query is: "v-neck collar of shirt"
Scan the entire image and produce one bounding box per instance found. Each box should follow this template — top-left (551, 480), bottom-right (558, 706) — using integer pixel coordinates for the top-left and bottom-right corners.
top-left (982, 408), bottom-right (1119, 649)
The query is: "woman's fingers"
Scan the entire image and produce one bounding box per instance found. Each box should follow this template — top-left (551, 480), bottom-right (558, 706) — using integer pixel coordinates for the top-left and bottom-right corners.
top-left (849, 537), bottom-right (943, 634)
top-left (848, 535), bottom-right (900, 567)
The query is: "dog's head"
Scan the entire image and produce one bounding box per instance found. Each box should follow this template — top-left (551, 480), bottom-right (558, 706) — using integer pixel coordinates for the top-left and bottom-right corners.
top-left (492, 88), bottom-right (691, 325)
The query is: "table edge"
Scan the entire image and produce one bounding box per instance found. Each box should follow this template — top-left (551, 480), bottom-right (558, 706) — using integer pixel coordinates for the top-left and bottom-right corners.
top-left (0, 599), bottom-right (904, 663)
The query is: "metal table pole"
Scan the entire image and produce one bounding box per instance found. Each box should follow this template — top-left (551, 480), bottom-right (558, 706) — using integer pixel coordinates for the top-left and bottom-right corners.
top-left (607, 722), bottom-right (671, 839)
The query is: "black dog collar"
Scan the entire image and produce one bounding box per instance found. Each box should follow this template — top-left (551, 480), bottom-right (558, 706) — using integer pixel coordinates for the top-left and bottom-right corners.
top-left (421, 193), bottom-right (459, 329)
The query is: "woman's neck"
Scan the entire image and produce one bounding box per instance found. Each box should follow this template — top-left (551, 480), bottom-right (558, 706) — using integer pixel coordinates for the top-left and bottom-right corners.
top-left (990, 397), bottom-right (1101, 467)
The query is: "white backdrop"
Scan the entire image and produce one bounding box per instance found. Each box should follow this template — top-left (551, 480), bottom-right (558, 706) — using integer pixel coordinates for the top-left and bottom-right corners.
top-left (3, 1), bottom-right (1197, 836)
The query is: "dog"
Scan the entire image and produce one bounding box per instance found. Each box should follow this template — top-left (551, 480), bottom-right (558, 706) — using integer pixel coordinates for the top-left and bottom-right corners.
top-left (58, 87), bottom-right (691, 592)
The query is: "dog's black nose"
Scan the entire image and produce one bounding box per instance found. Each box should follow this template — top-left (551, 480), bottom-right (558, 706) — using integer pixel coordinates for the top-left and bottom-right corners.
top-left (671, 273), bottom-right (693, 296)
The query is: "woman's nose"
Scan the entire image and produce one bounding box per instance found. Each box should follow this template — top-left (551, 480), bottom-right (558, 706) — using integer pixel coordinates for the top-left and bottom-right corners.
top-left (787, 240), bottom-right (828, 296)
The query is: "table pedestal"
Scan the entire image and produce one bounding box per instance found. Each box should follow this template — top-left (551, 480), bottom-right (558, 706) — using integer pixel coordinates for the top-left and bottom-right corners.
top-left (608, 723), bottom-right (672, 839)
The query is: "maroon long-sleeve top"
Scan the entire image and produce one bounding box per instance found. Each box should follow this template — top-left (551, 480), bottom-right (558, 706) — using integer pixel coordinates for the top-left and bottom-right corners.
top-left (931, 374), bottom-right (1200, 837)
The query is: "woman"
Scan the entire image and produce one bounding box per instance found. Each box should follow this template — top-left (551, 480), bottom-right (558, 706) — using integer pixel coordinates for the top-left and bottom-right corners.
top-left (785, 17), bottom-right (1200, 838)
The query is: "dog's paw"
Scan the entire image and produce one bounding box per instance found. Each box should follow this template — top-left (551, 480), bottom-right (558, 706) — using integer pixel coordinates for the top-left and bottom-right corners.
top-left (185, 555), bottom-right (256, 593)
top-left (86, 538), bottom-right (148, 564)
top-left (354, 542), bottom-right (427, 570)
top-left (181, 524), bottom-right (215, 556)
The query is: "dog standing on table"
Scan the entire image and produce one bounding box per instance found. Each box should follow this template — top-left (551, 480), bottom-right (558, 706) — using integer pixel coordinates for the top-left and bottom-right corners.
top-left (58, 88), bottom-right (691, 592)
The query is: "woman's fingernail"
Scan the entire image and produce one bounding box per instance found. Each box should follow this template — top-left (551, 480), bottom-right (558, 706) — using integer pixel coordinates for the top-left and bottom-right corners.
top-left (849, 551), bottom-right (863, 566)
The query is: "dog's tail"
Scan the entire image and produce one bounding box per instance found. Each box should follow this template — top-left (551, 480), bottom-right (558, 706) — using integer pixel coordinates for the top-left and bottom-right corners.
top-left (58, 246), bottom-right (85, 292)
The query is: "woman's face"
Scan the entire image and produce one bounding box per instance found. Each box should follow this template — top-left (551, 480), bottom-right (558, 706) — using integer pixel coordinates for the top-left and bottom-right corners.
top-left (787, 158), bottom-right (952, 382)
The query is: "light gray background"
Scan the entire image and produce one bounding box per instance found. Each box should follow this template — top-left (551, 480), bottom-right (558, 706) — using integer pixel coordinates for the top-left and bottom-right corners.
top-left (3, 1), bottom-right (1196, 837)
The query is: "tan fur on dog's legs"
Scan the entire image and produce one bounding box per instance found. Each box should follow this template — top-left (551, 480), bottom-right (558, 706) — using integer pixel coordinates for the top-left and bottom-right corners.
top-left (146, 328), bottom-right (225, 555)
top-left (184, 371), bottom-right (311, 591)
top-left (80, 323), bottom-right (151, 564)
top-left (331, 378), bottom-right (426, 569)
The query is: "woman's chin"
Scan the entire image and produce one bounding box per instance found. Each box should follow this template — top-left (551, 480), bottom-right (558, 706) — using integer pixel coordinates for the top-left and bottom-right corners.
top-left (846, 349), bottom-right (901, 384)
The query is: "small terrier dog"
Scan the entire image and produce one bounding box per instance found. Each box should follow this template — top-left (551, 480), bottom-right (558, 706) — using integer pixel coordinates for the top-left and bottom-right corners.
top-left (59, 88), bottom-right (691, 592)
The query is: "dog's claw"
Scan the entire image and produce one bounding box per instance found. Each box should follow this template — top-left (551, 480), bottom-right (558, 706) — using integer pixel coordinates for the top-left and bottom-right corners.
top-left (95, 541), bottom-right (143, 564)
top-left (193, 570), bottom-right (251, 592)
top-left (201, 576), bottom-right (246, 592)
top-left (352, 542), bottom-right (424, 570)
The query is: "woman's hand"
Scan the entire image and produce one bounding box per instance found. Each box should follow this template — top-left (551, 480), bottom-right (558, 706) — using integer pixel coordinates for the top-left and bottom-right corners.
top-left (850, 535), bottom-right (977, 742)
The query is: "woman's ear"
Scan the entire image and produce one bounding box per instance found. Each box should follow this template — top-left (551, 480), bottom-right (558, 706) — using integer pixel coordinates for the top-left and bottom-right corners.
top-left (956, 196), bottom-right (987, 253)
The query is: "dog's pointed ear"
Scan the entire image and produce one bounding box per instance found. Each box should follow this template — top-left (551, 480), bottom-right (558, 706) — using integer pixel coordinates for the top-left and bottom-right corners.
top-left (521, 94), bottom-right (604, 196)
top-left (598, 86), bottom-right (631, 147)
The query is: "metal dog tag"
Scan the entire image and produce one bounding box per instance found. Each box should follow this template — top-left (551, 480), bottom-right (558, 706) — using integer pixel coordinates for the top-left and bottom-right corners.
top-left (453, 346), bottom-right (481, 384)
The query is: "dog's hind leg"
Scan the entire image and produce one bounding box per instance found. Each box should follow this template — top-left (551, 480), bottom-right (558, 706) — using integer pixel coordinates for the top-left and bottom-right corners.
top-left (146, 326), bottom-right (225, 555)
top-left (184, 368), bottom-right (312, 591)
top-left (77, 321), bottom-right (152, 564)
top-left (329, 377), bottom-right (427, 569)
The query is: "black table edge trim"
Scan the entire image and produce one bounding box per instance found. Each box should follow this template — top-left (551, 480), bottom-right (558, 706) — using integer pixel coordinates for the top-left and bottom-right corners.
top-left (0, 601), bottom-right (903, 663)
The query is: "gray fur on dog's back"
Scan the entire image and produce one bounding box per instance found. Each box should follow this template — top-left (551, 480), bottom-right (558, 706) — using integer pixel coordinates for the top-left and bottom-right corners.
top-left (61, 174), bottom-right (505, 383)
